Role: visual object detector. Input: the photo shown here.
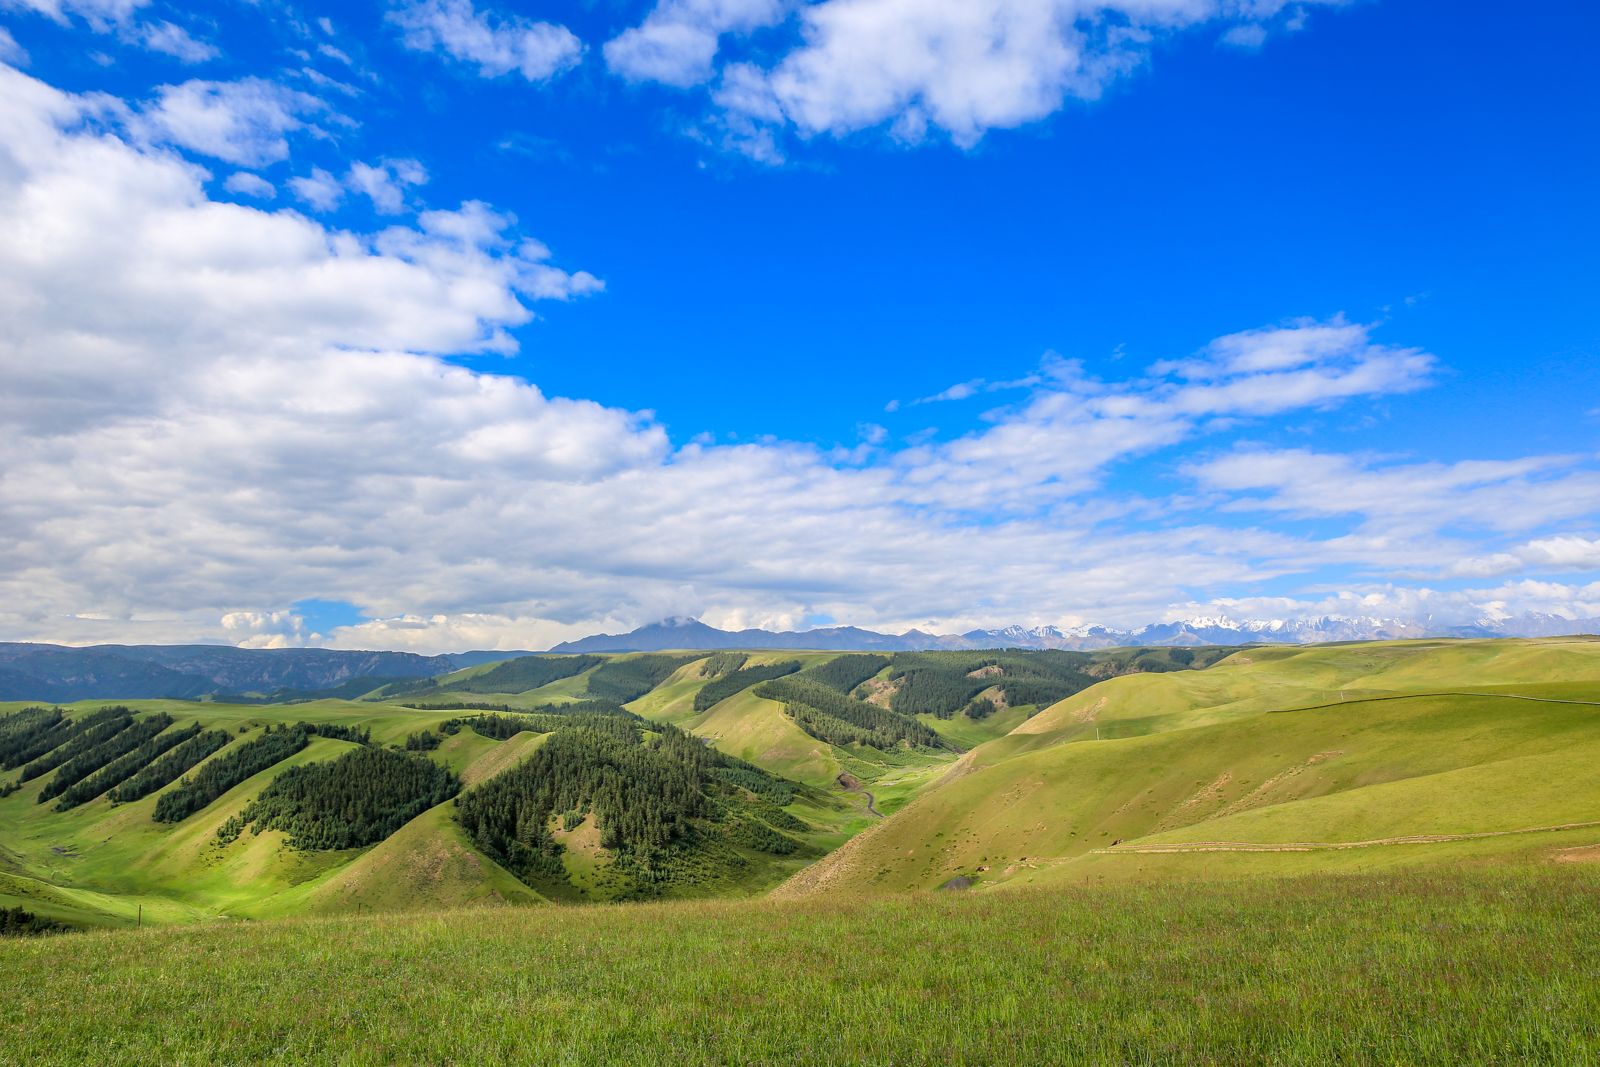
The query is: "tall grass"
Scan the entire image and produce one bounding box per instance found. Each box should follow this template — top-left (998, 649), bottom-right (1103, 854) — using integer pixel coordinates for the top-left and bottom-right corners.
top-left (3, 868), bottom-right (1597, 1064)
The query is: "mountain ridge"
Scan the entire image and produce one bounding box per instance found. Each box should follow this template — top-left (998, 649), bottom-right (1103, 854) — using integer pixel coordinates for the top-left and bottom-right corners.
top-left (549, 613), bottom-right (1600, 653)
top-left (0, 643), bottom-right (530, 702)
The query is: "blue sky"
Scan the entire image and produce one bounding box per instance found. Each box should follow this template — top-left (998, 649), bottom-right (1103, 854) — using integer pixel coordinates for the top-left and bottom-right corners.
top-left (1, 0), bottom-right (1597, 651)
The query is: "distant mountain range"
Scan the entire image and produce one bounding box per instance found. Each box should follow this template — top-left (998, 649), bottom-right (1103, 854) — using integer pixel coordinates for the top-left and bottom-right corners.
top-left (0, 643), bottom-right (528, 703)
top-left (4, 611), bottom-right (1595, 702)
top-left (548, 613), bottom-right (1600, 654)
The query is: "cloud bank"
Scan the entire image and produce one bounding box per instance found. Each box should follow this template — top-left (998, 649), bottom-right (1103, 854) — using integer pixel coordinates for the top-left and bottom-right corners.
top-left (0, 62), bottom-right (1595, 654)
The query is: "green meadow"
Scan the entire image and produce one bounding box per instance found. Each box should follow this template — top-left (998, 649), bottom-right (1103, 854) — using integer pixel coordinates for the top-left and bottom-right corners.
top-left (2, 637), bottom-right (1599, 1062)
top-left (3, 869), bottom-right (1598, 1064)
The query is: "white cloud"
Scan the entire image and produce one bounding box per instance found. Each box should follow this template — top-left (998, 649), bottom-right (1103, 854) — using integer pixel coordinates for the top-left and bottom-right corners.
top-left (7, 0), bottom-right (226, 65)
top-left (1192, 450), bottom-right (1600, 536)
top-left (138, 77), bottom-right (325, 166)
top-left (1219, 23), bottom-right (1267, 48)
top-left (224, 171), bottom-right (276, 199)
top-left (0, 27), bottom-right (28, 64)
top-left (221, 609), bottom-right (315, 648)
top-left (605, 0), bottom-right (785, 88)
top-left (5, 0), bottom-right (146, 27)
top-left (289, 166), bottom-right (344, 211)
top-left (674, 0), bottom-right (1345, 154)
top-left (347, 158), bottom-right (427, 214)
top-left (1179, 581), bottom-right (1600, 632)
top-left (0, 63), bottom-right (1594, 654)
top-left (138, 20), bottom-right (217, 62)
top-left (391, 0), bottom-right (583, 82)
top-left (1446, 535), bottom-right (1600, 579)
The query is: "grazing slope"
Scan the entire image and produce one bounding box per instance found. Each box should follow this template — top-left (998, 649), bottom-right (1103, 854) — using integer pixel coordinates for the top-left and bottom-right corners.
top-left (777, 637), bottom-right (1600, 897)
top-left (3, 870), bottom-right (1598, 1063)
top-left (4, 639), bottom-right (1595, 927)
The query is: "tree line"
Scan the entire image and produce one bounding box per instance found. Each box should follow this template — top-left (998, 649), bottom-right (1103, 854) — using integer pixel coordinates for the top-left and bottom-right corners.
top-left (585, 655), bottom-right (701, 704)
top-left (755, 676), bottom-right (944, 750)
top-left (222, 746), bottom-right (459, 850)
top-left (0, 907), bottom-right (68, 937)
top-left (52, 720), bottom-right (201, 811)
top-left (700, 652), bottom-right (749, 677)
top-left (0, 706), bottom-right (69, 770)
top-left (456, 712), bottom-right (801, 894)
top-left (108, 728), bottom-right (233, 803)
top-left (799, 654), bottom-right (891, 695)
top-left (434, 654), bottom-right (602, 696)
top-left (38, 714), bottom-right (174, 805)
top-left (692, 660), bottom-right (801, 712)
top-left (16, 707), bottom-right (132, 781)
top-left (153, 724), bottom-right (311, 823)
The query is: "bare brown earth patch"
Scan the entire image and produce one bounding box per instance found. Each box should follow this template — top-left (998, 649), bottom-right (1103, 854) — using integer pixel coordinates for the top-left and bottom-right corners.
top-left (1551, 844), bottom-right (1600, 864)
top-left (1216, 751), bottom-right (1342, 819)
top-left (1154, 772), bottom-right (1235, 833)
top-left (860, 676), bottom-right (902, 708)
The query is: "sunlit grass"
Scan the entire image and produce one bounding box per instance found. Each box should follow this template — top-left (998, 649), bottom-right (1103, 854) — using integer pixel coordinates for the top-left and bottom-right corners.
top-left (3, 867), bottom-right (1597, 1064)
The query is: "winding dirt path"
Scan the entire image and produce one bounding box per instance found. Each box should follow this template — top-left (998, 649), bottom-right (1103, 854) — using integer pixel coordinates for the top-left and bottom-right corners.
top-left (1274, 691), bottom-right (1600, 715)
top-left (837, 772), bottom-right (883, 818)
top-left (1092, 819), bottom-right (1600, 855)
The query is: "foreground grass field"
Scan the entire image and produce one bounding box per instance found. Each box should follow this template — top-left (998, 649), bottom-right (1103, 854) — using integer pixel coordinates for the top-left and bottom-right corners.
top-left (3, 868), bottom-right (1597, 1064)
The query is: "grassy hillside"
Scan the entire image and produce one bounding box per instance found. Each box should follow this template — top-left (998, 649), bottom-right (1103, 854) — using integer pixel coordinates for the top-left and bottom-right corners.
top-left (7, 638), bottom-right (1594, 928)
top-left (778, 637), bottom-right (1600, 896)
top-left (2, 868), bottom-right (1597, 1064)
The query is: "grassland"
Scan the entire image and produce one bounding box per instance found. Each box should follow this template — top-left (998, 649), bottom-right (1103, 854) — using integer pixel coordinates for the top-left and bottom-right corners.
top-left (2, 867), bottom-right (1597, 1064)
top-left (5, 637), bottom-right (1600, 1064)
top-left (781, 636), bottom-right (1600, 896)
top-left (5, 637), bottom-right (1599, 929)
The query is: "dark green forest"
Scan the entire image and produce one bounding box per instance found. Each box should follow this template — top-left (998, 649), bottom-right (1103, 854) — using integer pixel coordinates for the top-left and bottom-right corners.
top-left (585, 655), bottom-right (702, 704)
top-left (0, 706), bottom-right (69, 770)
top-left (17, 707), bottom-right (133, 782)
top-left (153, 724), bottom-right (312, 823)
top-left (0, 907), bottom-right (68, 937)
top-left (37, 714), bottom-right (173, 803)
top-left (53, 721), bottom-right (201, 811)
top-left (435, 655), bottom-right (602, 695)
top-left (224, 746), bottom-right (459, 850)
top-left (456, 710), bottom-right (801, 897)
top-left (108, 728), bottom-right (233, 803)
top-left (699, 652), bottom-right (749, 677)
top-left (692, 660), bottom-right (801, 712)
top-left (755, 676), bottom-right (944, 750)
top-left (798, 654), bottom-right (890, 694)
top-left (885, 647), bottom-right (1238, 720)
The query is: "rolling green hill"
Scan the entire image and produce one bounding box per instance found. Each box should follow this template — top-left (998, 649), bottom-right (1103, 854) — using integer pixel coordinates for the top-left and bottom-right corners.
top-left (4, 638), bottom-right (1598, 932)
top-left (775, 636), bottom-right (1600, 897)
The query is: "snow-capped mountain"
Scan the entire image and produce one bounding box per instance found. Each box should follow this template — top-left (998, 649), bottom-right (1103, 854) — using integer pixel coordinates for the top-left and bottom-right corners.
top-left (548, 613), bottom-right (1599, 653)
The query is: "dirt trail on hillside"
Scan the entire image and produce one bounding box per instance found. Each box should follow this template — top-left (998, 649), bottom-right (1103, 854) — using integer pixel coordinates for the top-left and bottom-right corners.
top-left (1093, 819), bottom-right (1600, 855)
top-left (1274, 691), bottom-right (1600, 715)
top-left (837, 773), bottom-right (882, 818)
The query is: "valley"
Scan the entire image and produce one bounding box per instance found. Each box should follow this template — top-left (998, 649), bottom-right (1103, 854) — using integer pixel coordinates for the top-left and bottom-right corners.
top-left (2, 637), bottom-right (1596, 929)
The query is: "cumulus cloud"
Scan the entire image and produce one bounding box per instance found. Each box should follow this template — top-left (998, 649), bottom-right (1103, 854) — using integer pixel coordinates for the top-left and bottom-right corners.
top-left (391, 0), bottom-right (583, 82)
top-left (6, 0), bottom-right (147, 26)
top-left (137, 20), bottom-right (217, 62)
top-left (289, 165), bottom-right (344, 211)
top-left (223, 171), bottom-right (276, 199)
top-left (678, 0), bottom-right (1346, 153)
top-left (605, 0), bottom-right (785, 88)
top-left (137, 77), bottom-right (326, 166)
top-left (1192, 450), bottom-right (1600, 536)
top-left (347, 158), bottom-right (427, 214)
top-left (1, 64), bottom-right (1595, 653)
top-left (0, 27), bottom-right (28, 64)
